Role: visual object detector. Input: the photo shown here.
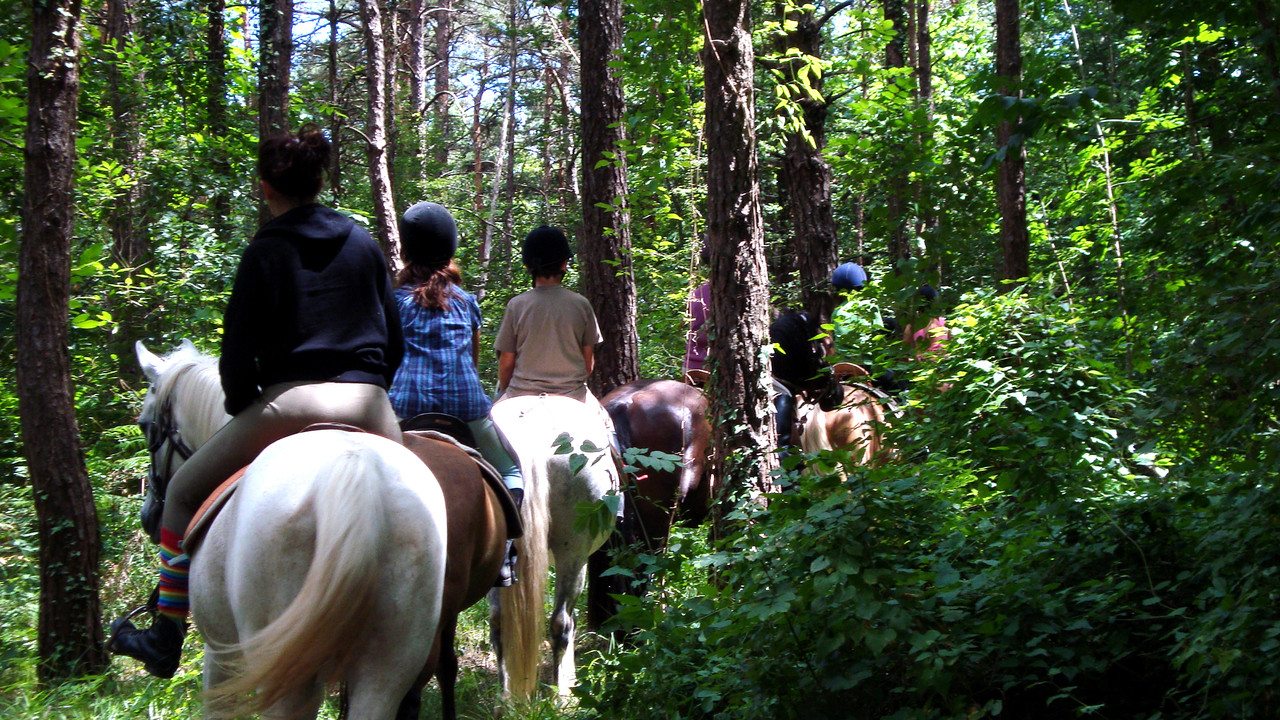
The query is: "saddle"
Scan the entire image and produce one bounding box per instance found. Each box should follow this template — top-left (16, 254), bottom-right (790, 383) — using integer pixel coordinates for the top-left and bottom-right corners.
top-left (182, 422), bottom-right (524, 558)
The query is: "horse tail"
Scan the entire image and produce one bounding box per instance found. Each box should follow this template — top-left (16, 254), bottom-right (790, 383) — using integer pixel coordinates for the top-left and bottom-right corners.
top-left (206, 445), bottom-right (388, 714)
top-left (498, 447), bottom-right (550, 701)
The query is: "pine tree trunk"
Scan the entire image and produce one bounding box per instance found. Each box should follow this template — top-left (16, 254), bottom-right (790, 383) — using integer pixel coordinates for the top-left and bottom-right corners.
top-left (105, 0), bottom-right (147, 383)
top-left (359, 0), bottom-right (401, 266)
top-left (883, 0), bottom-right (911, 263)
top-left (995, 0), bottom-right (1029, 286)
top-left (702, 0), bottom-right (778, 502)
top-left (327, 0), bottom-right (344, 200)
top-left (21, 0), bottom-right (106, 681)
top-left (207, 0), bottom-right (233, 240)
top-left (580, 0), bottom-right (640, 396)
top-left (776, 3), bottom-right (839, 328)
top-left (433, 0), bottom-right (453, 167)
top-left (258, 0), bottom-right (292, 224)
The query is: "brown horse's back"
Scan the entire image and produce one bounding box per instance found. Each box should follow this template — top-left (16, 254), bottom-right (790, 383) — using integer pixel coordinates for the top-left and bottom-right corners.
top-left (400, 432), bottom-right (506, 719)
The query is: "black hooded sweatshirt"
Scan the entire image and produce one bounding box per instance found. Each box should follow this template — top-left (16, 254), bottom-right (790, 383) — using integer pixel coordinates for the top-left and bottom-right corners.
top-left (220, 204), bottom-right (404, 416)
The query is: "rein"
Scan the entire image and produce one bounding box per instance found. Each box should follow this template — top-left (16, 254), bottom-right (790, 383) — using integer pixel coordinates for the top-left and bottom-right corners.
top-left (140, 394), bottom-right (195, 494)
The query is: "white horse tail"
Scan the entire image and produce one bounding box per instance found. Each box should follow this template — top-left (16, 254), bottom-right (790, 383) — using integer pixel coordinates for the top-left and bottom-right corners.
top-left (498, 448), bottom-right (550, 701)
top-left (206, 446), bottom-right (388, 714)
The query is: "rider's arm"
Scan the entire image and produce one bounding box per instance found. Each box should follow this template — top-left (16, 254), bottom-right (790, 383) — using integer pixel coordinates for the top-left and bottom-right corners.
top-left (472, 329), bottom-right (481, 369)
top-left (582, 344), bottom-right (595, 376)
top-left (498, 351), bottom-right (516, 393)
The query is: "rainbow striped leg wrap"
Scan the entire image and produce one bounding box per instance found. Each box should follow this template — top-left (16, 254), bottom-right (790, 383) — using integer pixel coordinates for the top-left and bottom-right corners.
top-left (156, 528), bottom-right (190, 623)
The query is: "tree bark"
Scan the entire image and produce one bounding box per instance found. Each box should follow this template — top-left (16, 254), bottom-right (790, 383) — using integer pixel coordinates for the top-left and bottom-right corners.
top-left (995, 0), bottom-right (1029, 286)
top-left (580, 0), bottom-right (640, 396)
top-left (702, 0), bottom-right (778, 502)
top-left (359, 0), bottom-right (401, 266)
top-left (327, 0), bottom-right (344, 200)
top-left (105, 0), bottom-right (148, 382)
top-left (258, 0), bottom-right (292, 224)
top-left (883, 0), bottom-right (911, 263)
top-left (776, 2), bottom-right (839, 328)
top-left (207, 0), bottom-right (233, 242)
top-left (21, 0), bottom-right (106, 681)
top-left (433, 0), bottom-right (453, 167)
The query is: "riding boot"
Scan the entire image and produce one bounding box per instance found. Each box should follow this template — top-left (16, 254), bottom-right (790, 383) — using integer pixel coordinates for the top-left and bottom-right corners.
top-left (495, 488), bottom-right (523, 587)
top-left (108, 613), bottom-right (186, 678)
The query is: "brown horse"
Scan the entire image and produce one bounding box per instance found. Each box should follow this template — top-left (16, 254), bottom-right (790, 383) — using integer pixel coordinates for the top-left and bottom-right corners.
top-left (588, 379), bottom-right (713, 628)
top-left (398, 430), bottom-right (511, 720)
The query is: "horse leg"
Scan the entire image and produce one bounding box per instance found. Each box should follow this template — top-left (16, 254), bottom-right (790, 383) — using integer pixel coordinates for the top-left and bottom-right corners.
top-left (487, 588), bottom-right (507, 694)
top-left (437, 619), bottom-right (460, 720)
top-left (550, 555), bottom-right (589, 695)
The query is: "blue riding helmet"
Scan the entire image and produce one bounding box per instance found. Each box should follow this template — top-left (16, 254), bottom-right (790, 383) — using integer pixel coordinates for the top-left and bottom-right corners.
top-left (831, 262), bottom-right (867, 290)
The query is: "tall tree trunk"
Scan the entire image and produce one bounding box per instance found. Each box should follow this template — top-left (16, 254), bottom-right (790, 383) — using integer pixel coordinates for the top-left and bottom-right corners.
top-left (408, 0), bottom-right (427, 179)
top-left (482, 10), bottom-right (517, 302)
top-left (776, 2), bottom-right (840, 328)
top-left (702, 0), bottom-right (778, 504)
top-left (258, 0), bottom-right (292, 224)
top-left (580, 0), bottom-right (640, 396)
top-left (916, 0), bottom-right (938, 244)
top-left (433, 0), bottom-right (453, 166)
top-left (359, 0), bottom-right (401, 266)
top-left (327, 0), bottom-right (344, 200)
top-left (105, 0), bottom-right (147, 382)
top-left (883, 0), bottom-right (911, 263)
top-left (995, 0), bottom-right (1029, 286)
top-left (499, 0), bottom-right (520, 262)
top-left (21, 0), bottom-right (106, 681)
top-left (207, 0), bottom-right (233, 242)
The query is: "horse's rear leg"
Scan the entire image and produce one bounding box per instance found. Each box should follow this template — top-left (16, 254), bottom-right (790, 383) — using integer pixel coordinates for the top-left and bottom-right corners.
top-left (550, 558), bottom-right (589, 695)
top-left (487, 588), bottom-right (507, 693)
top-left (437, 619), bottom-right (460, 720)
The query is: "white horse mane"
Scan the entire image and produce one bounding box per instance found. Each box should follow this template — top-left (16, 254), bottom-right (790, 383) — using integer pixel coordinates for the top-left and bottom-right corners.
top-left (150, 343), bottom-right (230, 447)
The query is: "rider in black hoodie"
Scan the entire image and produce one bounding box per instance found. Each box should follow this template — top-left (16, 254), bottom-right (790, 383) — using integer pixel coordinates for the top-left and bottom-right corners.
top-left (109, 127), bottom-right (404, 679)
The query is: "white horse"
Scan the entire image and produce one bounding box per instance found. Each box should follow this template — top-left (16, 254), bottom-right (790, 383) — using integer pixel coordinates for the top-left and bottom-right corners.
top-left (136, 341), bottom-right (448, 719)
top-left (488, 394), bottom-right (620, 699)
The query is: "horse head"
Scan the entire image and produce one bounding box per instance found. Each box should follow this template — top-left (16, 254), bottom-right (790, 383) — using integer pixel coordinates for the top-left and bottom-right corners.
top-left (134, 340), bottom-right (229, 543)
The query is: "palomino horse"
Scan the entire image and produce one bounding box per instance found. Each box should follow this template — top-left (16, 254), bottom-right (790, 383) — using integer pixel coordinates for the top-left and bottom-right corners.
top-left (398, 429), bottom-right (510, 720)
top-left (589, 379), bottom-right (712, 628)
top-left (770, 310), bottom-right (889, 463)
top-left (135, 341), bottom-right (448, 720)
top-left (489, 394), bottom-right (620, 698)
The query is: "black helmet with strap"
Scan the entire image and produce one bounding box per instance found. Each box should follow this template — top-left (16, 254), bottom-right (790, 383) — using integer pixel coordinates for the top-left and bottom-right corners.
top-left (400, 202), bottom-right (458, 265)
top-left (521, 225), bottom-right (572, 272)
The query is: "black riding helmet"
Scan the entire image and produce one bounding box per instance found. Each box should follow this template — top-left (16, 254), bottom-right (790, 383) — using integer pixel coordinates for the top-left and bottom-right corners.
top-left (400, 201), bottom-right (458, 265)
top-left (521, 225), bottom-right (573, 275)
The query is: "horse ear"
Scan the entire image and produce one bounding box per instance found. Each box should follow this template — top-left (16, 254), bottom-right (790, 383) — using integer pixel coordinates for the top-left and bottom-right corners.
top-left (136, 341), bottom-right (164, 383)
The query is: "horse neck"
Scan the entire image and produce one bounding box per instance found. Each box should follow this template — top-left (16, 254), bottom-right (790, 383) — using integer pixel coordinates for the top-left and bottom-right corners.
top-left (168, 360), bottom-right (232, 451)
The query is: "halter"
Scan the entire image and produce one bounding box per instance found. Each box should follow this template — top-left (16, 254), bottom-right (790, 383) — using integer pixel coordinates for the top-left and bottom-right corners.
top-left (140, 393), bottom-right (195, 496)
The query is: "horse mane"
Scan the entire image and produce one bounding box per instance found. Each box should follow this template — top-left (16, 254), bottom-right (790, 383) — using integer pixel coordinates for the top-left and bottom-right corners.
top-left (152, 344), bottom-right (230, 446)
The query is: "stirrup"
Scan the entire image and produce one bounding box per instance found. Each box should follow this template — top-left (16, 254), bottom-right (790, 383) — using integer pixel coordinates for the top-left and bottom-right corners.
top-left (106, 603), bottom-right (155, 651)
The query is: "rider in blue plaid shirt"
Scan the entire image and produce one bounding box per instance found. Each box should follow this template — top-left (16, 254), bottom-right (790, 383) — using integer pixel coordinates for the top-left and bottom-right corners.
top-left (389, 202), bottom-right (524, 586)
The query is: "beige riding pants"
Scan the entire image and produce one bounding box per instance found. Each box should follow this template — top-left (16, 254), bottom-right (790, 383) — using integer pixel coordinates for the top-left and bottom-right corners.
top-left (161, 381), bottom-right (402, 543)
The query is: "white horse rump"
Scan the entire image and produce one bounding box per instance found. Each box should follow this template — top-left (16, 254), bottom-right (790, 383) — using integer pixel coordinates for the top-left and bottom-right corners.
top-left (489, 394), bottom-right (619, 700)
top-left (193, 430), bottom-right (447, 719)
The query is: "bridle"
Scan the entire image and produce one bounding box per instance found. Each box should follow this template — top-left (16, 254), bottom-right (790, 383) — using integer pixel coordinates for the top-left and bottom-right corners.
top-left (139, 393), bottom-right (195, 497)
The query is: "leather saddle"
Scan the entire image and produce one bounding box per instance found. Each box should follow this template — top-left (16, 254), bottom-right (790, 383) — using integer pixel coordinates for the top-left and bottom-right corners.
top-left (182, 421), bottom-right (523, 558)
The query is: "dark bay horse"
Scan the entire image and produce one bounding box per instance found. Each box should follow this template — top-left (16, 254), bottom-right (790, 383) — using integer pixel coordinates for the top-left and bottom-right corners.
top-left (589, 379), bottom-right (712, 628)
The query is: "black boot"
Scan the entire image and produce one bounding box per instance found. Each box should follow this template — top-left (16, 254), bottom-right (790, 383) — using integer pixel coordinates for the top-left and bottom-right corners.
top-left (495, 488), bottom-right (523, 588)
top-left (108, 613), bottom-right (185, 678)
top-left (495, 539), bottom-right (519, 587)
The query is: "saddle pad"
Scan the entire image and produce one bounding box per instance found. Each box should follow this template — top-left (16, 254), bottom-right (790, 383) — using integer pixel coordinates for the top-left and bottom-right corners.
top-left (402, 430), bottom-right (525, 539)
top-left (182, 466), bottom-right (248, 558)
